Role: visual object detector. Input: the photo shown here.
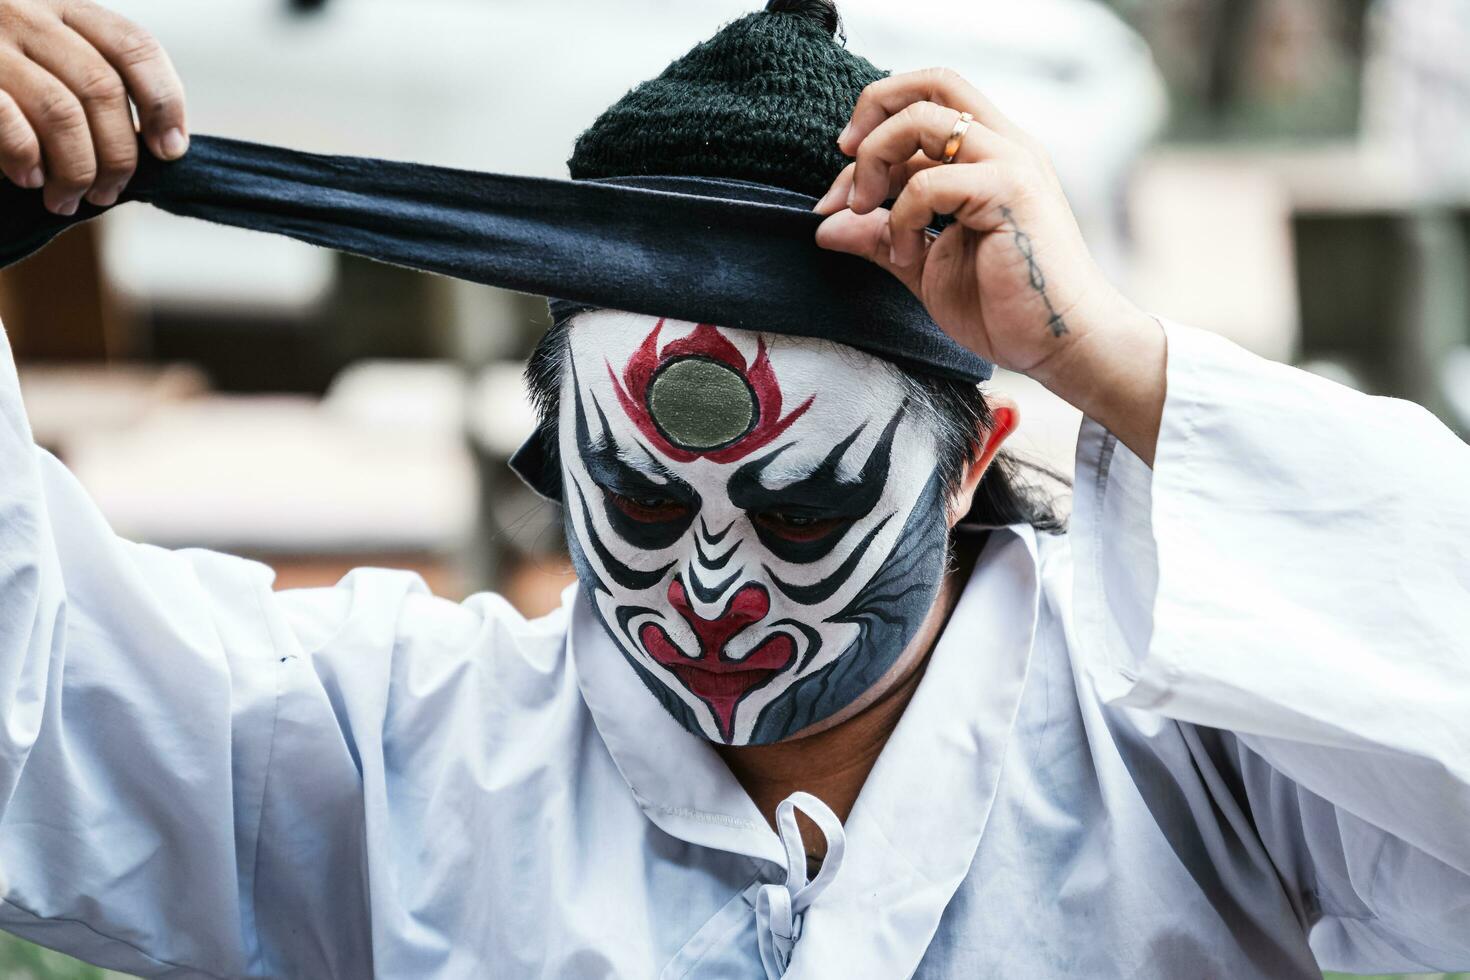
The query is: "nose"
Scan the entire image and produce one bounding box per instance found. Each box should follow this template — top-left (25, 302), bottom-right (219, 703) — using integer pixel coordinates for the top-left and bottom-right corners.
top-left (668, 577), bottom-right (769, 660)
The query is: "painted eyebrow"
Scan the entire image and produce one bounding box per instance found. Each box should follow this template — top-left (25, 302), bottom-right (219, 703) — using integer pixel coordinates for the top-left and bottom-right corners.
top-left (573, 357), bottom-right (695, 499)
top-left (727, 401), bottom-right (907, 516)
top-left (590, 399), bottom-right (691, 493)
top-left (627, 436), bottom-right (678, 484)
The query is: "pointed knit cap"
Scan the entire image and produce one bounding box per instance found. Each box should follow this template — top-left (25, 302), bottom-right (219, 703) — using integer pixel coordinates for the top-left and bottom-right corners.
top-left (567, 0), bottom-right (886, 198)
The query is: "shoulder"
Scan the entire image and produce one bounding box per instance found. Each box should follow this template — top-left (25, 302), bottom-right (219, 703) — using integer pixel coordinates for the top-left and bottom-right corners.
top-left (273, 567), bottom-right (580, 722)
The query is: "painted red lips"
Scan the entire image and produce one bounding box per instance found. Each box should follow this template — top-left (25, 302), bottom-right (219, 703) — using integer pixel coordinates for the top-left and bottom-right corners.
top-left (639, 577), bottom-right (795, 740)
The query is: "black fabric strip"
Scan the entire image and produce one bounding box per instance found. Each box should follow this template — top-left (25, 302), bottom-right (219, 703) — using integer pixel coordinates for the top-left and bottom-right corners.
top-left (0, 134), bottom-right (992, 384)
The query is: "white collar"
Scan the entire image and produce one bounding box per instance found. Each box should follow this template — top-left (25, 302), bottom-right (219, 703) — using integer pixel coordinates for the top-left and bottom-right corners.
top-left (569, 524), bottom-right (1042, 975)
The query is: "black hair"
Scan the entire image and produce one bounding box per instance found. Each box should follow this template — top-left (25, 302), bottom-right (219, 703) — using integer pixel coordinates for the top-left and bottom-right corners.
top-left (525, 314), bottom-right (1067, 533)
top-left (764, 0), bottom-right (842, 38)
top-left (897, 370), bottom-right (1068, 533)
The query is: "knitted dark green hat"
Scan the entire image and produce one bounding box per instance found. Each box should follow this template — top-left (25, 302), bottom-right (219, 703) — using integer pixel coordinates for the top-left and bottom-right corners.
top-left (568, 0), bottom-right (886, 199)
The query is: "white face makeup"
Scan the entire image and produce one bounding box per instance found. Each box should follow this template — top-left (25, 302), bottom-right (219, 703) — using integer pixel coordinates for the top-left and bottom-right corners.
top-left (559, 310), bottom-right (950, 745)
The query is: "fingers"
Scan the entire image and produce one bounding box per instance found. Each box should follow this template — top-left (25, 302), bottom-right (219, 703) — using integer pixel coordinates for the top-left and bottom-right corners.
top-left (838, 67), bottom-right (1027, 159)
top-left (817, 157), bottom-right (1027, 274)
top-left (62, 1), bottom-right (187, 161)
top-left (0, 45), bottom-right (94, 213)
top-left (889, 162), bottom-right (1019, 267)
top-left (0, 88), bottom-right (44, 188)
top-left (20, 13), bottom-right (135, 205)
top-left (814, 156), bottom-right (930, 215)
top-left (847, 101), bottom-right (1014, 214)
top-left (814, 205), bottom-right (922, 294)
top-left (0, 0), bottom-right (186, 211)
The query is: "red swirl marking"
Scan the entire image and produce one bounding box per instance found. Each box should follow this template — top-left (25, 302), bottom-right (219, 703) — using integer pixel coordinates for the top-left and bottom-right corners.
top-left (607, 320), bottom-right (813, 464)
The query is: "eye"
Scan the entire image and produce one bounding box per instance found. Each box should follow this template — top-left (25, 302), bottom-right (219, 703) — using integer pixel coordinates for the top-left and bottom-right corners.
top-left (751, 510), bottom-right (847, 543)
top-left (607, 491), bottom-right (692, 524)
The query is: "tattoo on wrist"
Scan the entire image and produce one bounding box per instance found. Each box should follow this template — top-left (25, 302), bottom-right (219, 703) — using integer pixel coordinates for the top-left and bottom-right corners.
top-left (999, 206), bottom-right (1069, 338)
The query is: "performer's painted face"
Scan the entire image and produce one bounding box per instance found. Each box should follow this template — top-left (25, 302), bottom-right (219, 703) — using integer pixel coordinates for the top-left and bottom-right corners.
top-left (559, 310), bottom-right (950, 745)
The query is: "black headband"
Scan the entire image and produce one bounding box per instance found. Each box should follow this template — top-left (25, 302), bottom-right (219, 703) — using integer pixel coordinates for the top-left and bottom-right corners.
top-left (1, 135), bottom-right (994, 503)
top-left (0, 135), bottom-right (993, 386)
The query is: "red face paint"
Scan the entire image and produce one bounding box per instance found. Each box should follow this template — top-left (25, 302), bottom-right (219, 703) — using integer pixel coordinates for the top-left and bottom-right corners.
top-left (639, 577), bottom-right (796, 741)
top-left (608, 319), bottom-right (813, 464)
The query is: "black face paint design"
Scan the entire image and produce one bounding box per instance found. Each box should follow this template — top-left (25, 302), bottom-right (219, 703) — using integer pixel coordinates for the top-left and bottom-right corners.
top-left (729, 403), bottom-right (907, 564)
top-left (571, 534), bottom-right (703, 735)
top-left (749, 473), bottom-right (947, 742)
top-left (700, 518), bottom-right (735, 545)
top-left (693, 531), bottom-right (737, 570)
top-left (569, 476), bottom-right (674, 592)
top-left (560, 313), bottom-right (952, 745)
top-left (764, 514), bottom-right (896, 606)
top-left (687, 563), bottom-right (743, 605)
top-left (573, 358), bottom-right (700, 551)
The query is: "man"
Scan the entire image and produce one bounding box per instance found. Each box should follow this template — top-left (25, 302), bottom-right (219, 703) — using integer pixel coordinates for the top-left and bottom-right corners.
top-left (1, 1), bottom-right (1468, 978)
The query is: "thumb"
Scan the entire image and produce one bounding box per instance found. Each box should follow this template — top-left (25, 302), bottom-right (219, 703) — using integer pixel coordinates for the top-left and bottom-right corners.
top-left (814, 207), bottom-right (924, 295)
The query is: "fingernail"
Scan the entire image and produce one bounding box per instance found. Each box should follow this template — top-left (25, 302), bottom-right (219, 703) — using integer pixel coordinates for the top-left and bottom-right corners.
top-left (813, 181), bottom-right (844, 213)
top-left (22, 167), bottom-right (45, 189)
top-left (160, 128), bottom-right (189, 159)
top-left (54, 197), bottom-right (80, 217)
top-left (837, 123), bottom-right (852, 147)
top-left (87, 183), bottom-right (123, 207)
top-left (888, 244), bottom-right (899, 266)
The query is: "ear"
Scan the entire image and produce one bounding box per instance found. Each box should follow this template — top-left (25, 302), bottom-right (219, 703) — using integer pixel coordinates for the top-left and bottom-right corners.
top-left (946, 394), bottom-right (1020, 529)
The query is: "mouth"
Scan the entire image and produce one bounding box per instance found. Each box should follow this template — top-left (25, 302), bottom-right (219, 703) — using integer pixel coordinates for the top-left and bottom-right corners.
top-left (639, 623), bottom-right (796, 740)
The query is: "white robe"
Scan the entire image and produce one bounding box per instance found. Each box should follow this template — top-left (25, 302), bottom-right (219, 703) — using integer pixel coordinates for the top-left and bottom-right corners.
top-left (0, 321), bottom-right (1466, 979)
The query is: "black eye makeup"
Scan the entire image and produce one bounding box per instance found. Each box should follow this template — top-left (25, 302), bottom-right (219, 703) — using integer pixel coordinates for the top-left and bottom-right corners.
top-left (728, 405), bottom-right (906, 564)
top-left (751, 510), bottom-right (851, 543)
top-left (572, 359), bottom-right (699, 549)
top-left (588, 446), bottom-right (699, 549)
top-left (606, 491), bottom-right (693, 525)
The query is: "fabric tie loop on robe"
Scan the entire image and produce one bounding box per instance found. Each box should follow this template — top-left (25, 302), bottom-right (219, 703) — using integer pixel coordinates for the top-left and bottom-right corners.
top-left (755, 791), bottom-right (846, 979)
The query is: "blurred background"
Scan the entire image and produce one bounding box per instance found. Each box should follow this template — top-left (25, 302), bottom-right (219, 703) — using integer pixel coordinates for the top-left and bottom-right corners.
top-left (1, 0), bottom-right (1467, 976)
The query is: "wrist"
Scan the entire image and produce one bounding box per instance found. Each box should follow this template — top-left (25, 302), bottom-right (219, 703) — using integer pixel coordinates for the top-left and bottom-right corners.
top-left (1032, 295), bottom-right (1167, 465)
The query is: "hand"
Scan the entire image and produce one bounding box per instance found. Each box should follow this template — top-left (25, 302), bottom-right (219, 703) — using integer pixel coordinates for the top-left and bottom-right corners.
top-left (814, 68), bottom-right (1166, 463)
top-left (0, 0), bottom-right (187, 215)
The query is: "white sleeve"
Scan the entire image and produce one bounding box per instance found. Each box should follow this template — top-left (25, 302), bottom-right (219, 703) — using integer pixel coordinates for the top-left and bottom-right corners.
top-left (1069, 321), bottom-right (1470, 973)
top-left (0, 323), bottom-right (479, 977)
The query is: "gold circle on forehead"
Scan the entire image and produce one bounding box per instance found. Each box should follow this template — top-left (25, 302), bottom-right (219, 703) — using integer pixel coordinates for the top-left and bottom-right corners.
top-left (942, 111), bottom-right (974, 164)
top-left (648, 357), bottom-right (756, 451)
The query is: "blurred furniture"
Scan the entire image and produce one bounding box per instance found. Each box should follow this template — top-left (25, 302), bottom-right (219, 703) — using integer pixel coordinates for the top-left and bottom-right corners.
top-left (16, 363), bottom-right (208, 454)
top-left (42, 362), bottom-right (480, 599)
top-left (1281, 143), bottom-right (1470, 433)
top-left (0, 224), bottom-right (129, 360)
top-left (1126, 138), bottom-right (1470, 437)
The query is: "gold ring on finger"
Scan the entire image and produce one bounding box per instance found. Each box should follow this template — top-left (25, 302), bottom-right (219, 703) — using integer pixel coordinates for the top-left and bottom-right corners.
top-left (942, 111), bottom-right (974, 164)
